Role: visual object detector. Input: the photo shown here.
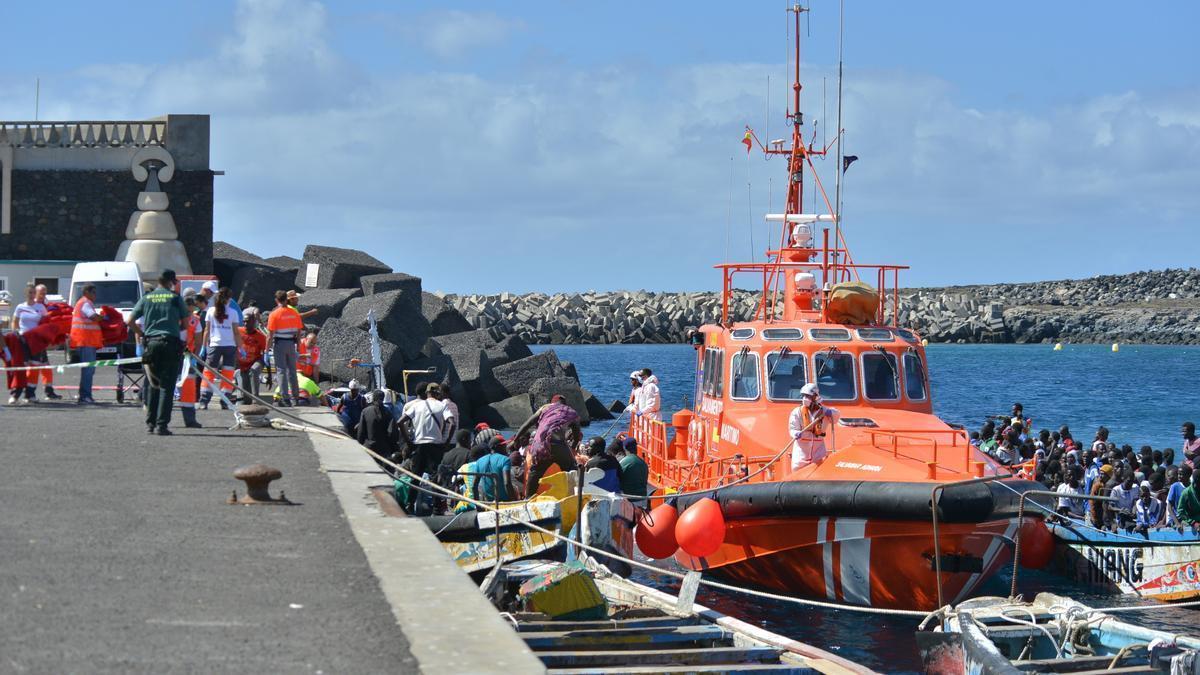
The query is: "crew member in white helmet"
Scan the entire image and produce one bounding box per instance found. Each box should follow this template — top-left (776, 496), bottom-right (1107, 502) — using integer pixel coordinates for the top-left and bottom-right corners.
top-left (627, 371), bottom-right (642, 411)
top-left (788, 383), bottom-right (838, 471)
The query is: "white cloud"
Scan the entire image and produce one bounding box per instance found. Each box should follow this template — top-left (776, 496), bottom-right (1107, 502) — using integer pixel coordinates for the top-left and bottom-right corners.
top-left (408, 10), bottom-right (525, 60)
top-left (1, 0), bottom-right (1197, 291)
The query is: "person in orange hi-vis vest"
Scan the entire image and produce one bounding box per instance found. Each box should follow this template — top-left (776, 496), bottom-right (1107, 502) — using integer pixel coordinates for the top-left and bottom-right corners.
top-left (788, 383), bottom-right (838, 471)
top-left (266, 290), bottom-right (305, 406)
top-left (237, 308), bottom-right (268, 401)
top-left (298, 329), bottom-right (320, 380)
top-left (69, 284), bottom-right (105, 404)
top-left (175, 295), bottom-right (204, 428)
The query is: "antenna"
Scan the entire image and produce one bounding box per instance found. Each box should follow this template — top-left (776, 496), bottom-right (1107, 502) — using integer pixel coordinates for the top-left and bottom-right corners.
top-left (765, 75), bottom-right (770, 151)
top-left (832, 0), bottom-right (845, 272)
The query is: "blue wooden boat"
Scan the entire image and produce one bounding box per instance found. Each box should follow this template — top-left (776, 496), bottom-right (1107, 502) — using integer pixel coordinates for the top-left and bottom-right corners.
top-left (916, 593), bottom-right (1200, 674)
top-left (1048, 520), bottom-right (1200, 601)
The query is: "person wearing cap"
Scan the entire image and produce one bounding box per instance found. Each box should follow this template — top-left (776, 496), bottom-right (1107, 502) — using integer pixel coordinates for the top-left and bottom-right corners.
top-left (787, 383), bottom-right (838, 471)
top-left (473, 422), bottom-right (500, 448)
top-left (614, 436), bottom-right (649, 505)
top-left (285, 289), bottom-right (319, 320)
top-left (199, 281), bottom-right (243, 326)
top-left (128, 270), bottom-right (189, 435)
top-left (334, 379), bottom-right (366, 434)
top-left (266, 290), bottom-right (304, 406)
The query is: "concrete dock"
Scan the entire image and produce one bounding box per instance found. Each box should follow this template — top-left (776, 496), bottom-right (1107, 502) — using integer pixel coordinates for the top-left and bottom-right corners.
top-left (0, 360), bottom-right (542, 673)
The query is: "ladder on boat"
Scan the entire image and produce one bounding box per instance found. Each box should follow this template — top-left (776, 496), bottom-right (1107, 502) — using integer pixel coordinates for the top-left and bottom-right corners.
top-left (510, 607), bottom-right (818, 674)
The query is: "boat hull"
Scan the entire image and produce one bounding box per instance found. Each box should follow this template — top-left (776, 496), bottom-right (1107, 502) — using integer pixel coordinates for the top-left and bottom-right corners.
top-left (674, 514), bottom-right (1025, 611)
top-left (1050, 523), bottom-right (1200, 601)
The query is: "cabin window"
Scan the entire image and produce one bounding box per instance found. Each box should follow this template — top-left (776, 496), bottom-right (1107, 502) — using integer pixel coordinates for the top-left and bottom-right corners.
top-left (813, 351), bottom-right (857, 401)
top-left (765, 352), bottom-right (808, 401)
top-left (903, 352), bottom-right (928, 401)
top-left (809, 328), bottom-right (852, 341)
top-left (861, 351), bottom-right (900, 401)
top-left (762, 328), bottom-right (804, 341)
top-left (731, 327), bottom-right (756, 340)
top-left (701, 348), bottom-right (725, 397)
top-left (730, 351), bottom-right (759, 400)
top-left (856, 328), bottom-right (894, 342)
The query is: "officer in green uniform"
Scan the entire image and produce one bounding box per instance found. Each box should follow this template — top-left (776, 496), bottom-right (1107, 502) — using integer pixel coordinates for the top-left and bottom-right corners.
top-left (128, 269), bottom-right (189, 436)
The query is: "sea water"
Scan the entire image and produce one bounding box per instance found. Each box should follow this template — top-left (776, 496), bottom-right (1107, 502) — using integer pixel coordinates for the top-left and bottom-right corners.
top-left (533, 343), bottom-right (1200, 672)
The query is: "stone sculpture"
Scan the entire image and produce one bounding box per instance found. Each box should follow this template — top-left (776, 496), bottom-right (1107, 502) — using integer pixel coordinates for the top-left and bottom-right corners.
top-left (115, 146), bottom-right (192, 280)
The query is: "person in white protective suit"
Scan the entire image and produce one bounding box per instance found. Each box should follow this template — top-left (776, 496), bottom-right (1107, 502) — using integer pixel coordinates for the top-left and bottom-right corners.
top-left (636, 368), bottom-right (661, 421)
top-left (788, 383), bottom-right (838, 471)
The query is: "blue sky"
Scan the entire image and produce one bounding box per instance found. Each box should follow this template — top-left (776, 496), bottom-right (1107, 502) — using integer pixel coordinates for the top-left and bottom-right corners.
top-left (2, 1), bottom-right (1198, 293)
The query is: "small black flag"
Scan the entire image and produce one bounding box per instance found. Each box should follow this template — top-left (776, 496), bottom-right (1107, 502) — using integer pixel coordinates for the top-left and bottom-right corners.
top-left (842, 155), bottom-right (859, 173)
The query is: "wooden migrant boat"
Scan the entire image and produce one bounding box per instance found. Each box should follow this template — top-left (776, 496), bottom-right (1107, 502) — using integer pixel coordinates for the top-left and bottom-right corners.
top-left (1049, 520), bottom-right (1200, 602)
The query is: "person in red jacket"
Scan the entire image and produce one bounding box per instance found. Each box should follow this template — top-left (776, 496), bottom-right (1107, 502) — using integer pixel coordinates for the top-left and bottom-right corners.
top-left (238, 308), bottom-right (268, 401)
top-left (69, 284), bottom-right (104, 404)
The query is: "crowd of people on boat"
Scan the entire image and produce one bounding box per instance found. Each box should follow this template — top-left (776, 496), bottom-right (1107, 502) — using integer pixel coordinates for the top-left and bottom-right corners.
top-left (337, 379), bottom-right (651, 515)
top-left (973, 403), bottom-right (1200, 535)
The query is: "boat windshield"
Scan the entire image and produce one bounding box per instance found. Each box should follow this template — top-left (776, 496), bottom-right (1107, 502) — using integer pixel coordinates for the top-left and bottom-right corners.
top-left (766, 352), bottom-right (808, 400)
top-left (862, 352), bottom-right (899, 400)
top-left (730, 351), bottom-right (760, 400)
top-left (903, 352), bottom-right (928, 400)
top-left (814, 351), bottom-right (856, 401)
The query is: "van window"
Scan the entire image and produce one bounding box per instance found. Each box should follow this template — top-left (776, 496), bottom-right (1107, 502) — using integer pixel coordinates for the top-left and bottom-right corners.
top-left (814, 351), bottom-right (856, 401)
top-left (730, 351), bottom-right (759, 400)
top-left (862, 352), bottom-right (900, 400)
top-left (903, 352), bottom-right (928, 401)
top-left (72, 281), bottom-right (141, 308)
top-left (766, 352), bottom-right (808, 401)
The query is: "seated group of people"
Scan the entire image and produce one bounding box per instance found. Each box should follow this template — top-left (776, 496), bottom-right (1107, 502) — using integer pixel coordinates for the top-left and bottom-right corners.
top-left (334, 381), bottom-right (650, 515)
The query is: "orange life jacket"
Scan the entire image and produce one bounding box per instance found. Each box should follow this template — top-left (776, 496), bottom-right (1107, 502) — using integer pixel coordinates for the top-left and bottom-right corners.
top-left (69, 298), bottom-right (104, 349)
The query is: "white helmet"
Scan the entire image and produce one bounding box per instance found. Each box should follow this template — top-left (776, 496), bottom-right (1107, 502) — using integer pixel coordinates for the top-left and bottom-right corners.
top-left (799, 383), bottom-right (820, 398)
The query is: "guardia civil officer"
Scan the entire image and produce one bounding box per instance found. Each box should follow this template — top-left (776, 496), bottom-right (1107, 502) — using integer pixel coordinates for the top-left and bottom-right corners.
top-left (128, 269), bottom-right (189, 435)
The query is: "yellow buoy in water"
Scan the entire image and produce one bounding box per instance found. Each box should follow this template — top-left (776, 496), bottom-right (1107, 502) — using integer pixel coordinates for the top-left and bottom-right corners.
top-left (1053, 343), bottom-right (1063, 351)
top-left (1112, 343), bottom-right (1120, 352)
top-left (921, 338), bottom-right (929, 347)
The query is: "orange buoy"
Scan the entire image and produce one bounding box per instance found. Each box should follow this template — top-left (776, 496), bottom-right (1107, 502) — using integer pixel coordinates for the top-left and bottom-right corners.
top-left (635, 504), bottom-right (679, 559)
top-left (675, 498), bottom-right (726, 558)
top-left (1018, 519), bottom-right (1055, 569)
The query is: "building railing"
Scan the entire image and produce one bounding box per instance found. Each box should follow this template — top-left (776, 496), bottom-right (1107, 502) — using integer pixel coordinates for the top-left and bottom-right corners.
top-left (0, 121), bottom-right (167, 148)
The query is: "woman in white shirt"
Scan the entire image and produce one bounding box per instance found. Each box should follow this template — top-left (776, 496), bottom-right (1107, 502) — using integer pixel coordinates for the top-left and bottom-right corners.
top-left (9, 284), bottom-right (53, 403)
top-left (199, 288), bottom-right (244, 409)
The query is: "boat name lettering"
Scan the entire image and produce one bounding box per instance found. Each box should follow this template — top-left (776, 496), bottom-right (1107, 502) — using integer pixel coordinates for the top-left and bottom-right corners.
top-left (700, 398), bottom-right (724, 415)
top-left (1085, 546), bottom-right (1144, 585)
top-left (720, 424), bottom-right (740, 444)
top-left (834, 461), bottom-right (882, 472)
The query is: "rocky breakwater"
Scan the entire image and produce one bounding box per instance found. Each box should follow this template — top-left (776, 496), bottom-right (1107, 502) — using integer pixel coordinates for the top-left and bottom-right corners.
top-left (445, 268), bottom-right (1200, 345)
top-left (211, 241), bottom-right (614, 428)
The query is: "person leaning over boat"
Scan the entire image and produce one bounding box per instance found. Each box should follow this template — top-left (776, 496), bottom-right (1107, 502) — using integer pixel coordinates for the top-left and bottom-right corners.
top-left (635, 368), bottom-right (661, 421)
top-left (788, 383), bottom-right (838, 471)
top-left (514, 394), bottom-right (581, 497)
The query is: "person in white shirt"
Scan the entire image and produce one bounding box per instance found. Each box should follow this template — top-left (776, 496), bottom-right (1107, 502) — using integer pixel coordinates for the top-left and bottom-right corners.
top-left (636, 368), bottom-right (661, 421)
top-left (198, 288), bottom-right (243, 409)
top-left (400, 382), bottom-right (454, 480)
top-left (1055, 471), bottom-right (1084, 518)
top-left (10, 284), bottom-right (49, 403)
top-left (1108, 475), bottom-right (1137, 530)
top-left (627, 371), bottom-right (642, 412)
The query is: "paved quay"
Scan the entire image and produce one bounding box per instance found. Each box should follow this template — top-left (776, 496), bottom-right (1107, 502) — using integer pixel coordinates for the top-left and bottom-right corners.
top-left (0, 366), bottom-right (423, 674)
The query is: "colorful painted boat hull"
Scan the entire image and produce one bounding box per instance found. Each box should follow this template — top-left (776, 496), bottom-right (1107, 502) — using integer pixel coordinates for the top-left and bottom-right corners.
top-left (1050, 522), bottom-right (1200, 601)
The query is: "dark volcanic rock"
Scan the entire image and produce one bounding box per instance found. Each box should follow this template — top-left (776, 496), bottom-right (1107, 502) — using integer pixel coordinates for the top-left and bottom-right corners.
top-left (295, 288), bottom-right (361, 327)
top-left (426, 329), bottom-right (496, 356)
top-left (477, 393), bottom-right (534, 429)
top-left (492, 351), bottom-right (563, 397)
top-left (609, 400), bottom-right (627, 414)
top-left (228, 264), bottom-right (297, 312)
top-left (212, 240), bottom-right (270, 283)
top-left (422, 293), bottom-right (473, 336)
top-left (316, 318), bottom-right (403, 385)
top-left (264, 255), bottom-right (302, 272)
top-left (340, 290), bottom-right (431, 360)
top-left (296, 245), bottom-right (392, 290)
top-left (486, 334), bottom-right (533, 368)
top-left (582, 388), bottom-right (614, 421)
top-left (399, 354), bottom-right (472, 425)
top-left (528, 376), bottom-right (590, 425)
top-left (360, 272), bottom-right (421, 297)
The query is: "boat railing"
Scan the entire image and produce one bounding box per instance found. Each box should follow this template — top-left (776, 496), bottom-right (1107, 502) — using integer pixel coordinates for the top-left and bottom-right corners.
top-left (629, 414), bottom-right (782, 493)
top-left (866, 428), bottom-right (984, 478)
top-left (715, 255), bottom-right (909, 325)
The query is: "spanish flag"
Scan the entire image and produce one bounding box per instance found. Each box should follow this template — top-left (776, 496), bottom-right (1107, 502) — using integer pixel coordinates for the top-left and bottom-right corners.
top-left (742, 130), bottom-right (753, 154)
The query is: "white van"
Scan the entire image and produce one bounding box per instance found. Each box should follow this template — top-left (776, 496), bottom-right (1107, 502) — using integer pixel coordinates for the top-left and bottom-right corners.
top-left (68, 261), bottom-right (145, 357)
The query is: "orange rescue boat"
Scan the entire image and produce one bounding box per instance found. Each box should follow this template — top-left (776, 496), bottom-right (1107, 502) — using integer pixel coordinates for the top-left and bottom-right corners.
top-left (629, 5), bottom-right (1049, 612)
